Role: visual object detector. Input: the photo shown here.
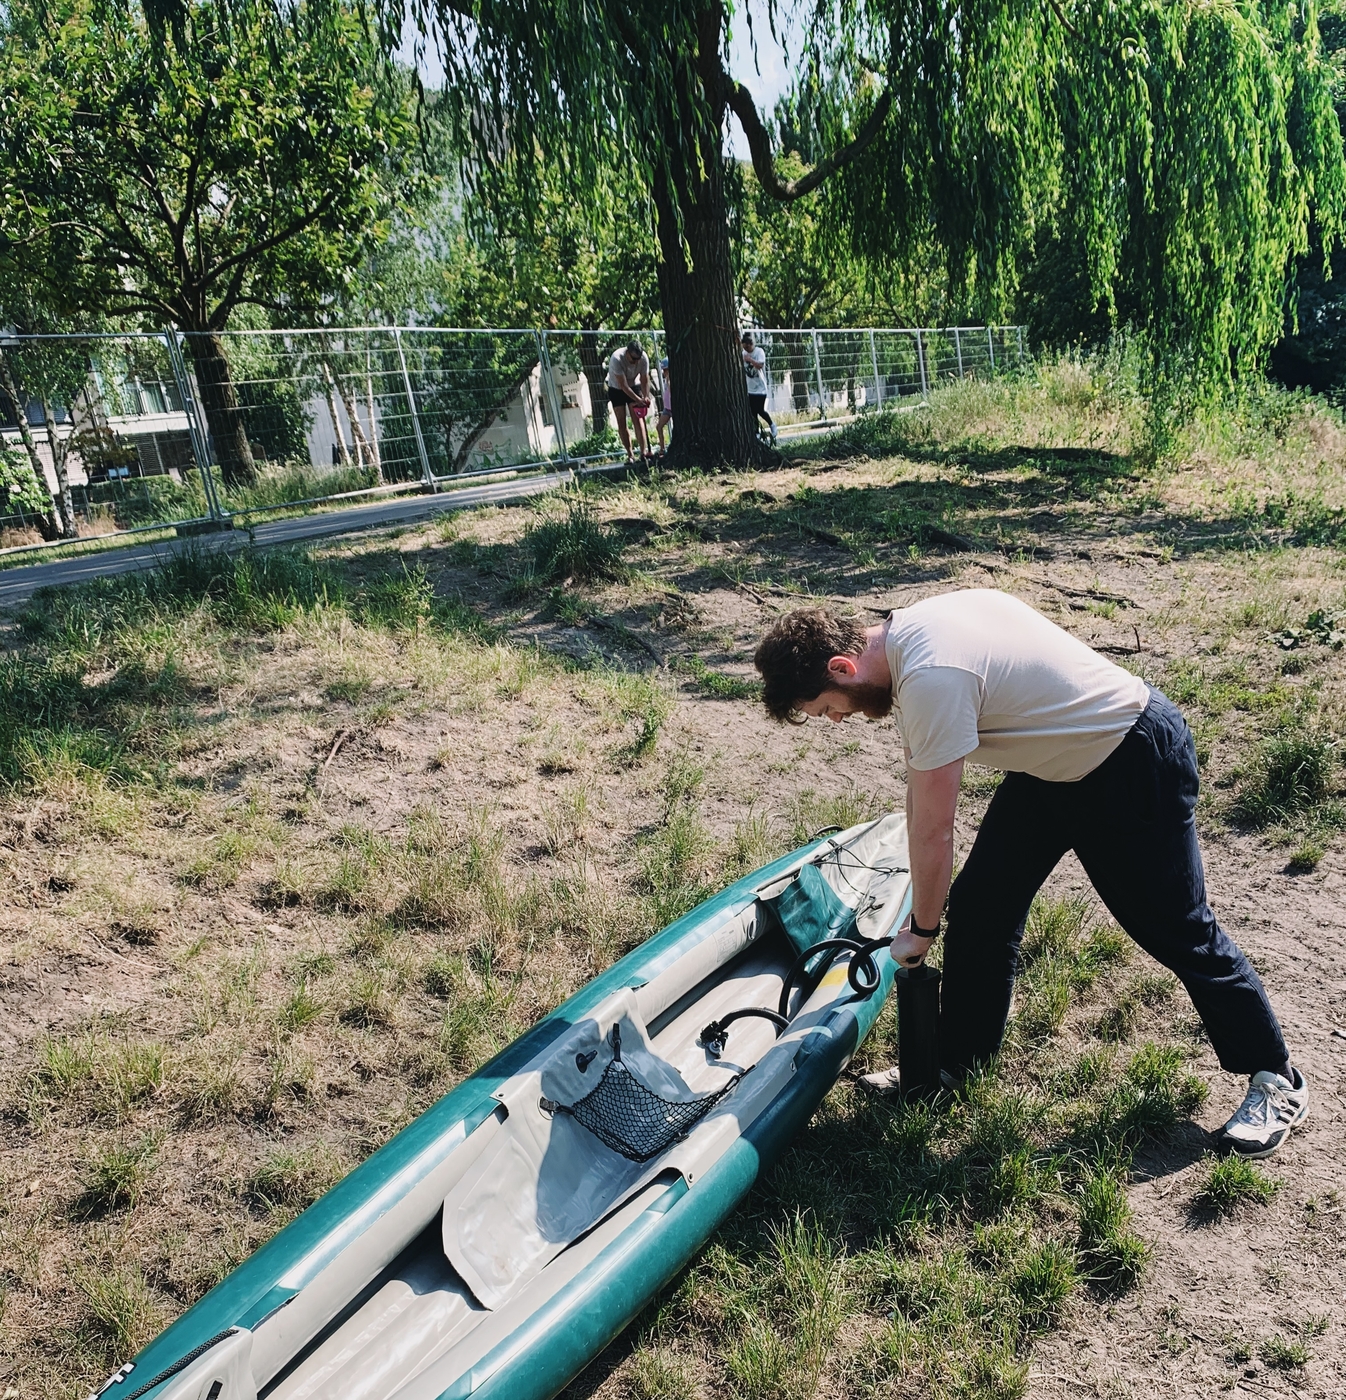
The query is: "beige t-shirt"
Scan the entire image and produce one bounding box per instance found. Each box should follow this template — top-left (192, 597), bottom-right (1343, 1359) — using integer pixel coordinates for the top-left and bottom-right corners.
top-left (884, 590), bottom-right (1150, 782)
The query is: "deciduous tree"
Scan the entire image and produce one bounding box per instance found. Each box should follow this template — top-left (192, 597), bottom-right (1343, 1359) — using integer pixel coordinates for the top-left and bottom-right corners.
top-left (0, 0), bottom-right (419, 486)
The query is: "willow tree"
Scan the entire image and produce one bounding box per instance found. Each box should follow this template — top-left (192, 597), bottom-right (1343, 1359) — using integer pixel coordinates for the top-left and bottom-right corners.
top-left (392, 0), bottom-right (1342, 466)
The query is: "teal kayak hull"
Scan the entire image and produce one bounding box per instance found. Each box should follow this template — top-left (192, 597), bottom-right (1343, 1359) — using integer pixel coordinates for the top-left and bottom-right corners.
top-left (100, 831), bottom-right (909, 1400)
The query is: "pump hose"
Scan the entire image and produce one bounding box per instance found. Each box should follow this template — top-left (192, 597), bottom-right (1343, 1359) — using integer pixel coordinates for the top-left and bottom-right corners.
top-left (699, 932), bottom-right (894, 1057)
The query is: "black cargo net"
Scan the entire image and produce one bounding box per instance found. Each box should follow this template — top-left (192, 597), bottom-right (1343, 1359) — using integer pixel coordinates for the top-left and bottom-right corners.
top-left (541, 1024), bottom-right (736, 1163)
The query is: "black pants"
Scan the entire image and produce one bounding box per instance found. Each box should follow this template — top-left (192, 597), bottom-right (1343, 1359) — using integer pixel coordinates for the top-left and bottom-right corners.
top-left (941, 690), bottom-right (1287, 1077)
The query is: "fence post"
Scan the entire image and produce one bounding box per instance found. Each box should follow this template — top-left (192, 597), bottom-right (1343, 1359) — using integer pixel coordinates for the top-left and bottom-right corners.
top-left (916, 330), bottom-right (929, 400)
top-left (811, 329), bottom-right (826, 417)
top-left (1017, 325), bottom-right (1025, 365)
top-left (987, 326), bottom-right (996, 374)
top-left (163, 329), bottom-right (223, 521)
top-left (953, 327), bottom-right (964, 379)
top-left (536, 331), bottom-right (570, 469)
top-left (393, 327), bottom-right (435, 492)
top-left (867, 329), bottom-right (882, 410)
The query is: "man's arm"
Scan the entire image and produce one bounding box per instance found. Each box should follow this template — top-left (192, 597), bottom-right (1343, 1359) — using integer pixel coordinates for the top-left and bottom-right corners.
top-left (890, 753), bottom-right (963, 966)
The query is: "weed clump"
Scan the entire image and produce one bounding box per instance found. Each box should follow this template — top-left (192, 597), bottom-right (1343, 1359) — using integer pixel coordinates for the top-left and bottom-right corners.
top-left (1233, 728), bottom-right (1338, 827)
top-left (1260, 1334), bottom-right (1311, 1369)
top-left (524, 498), bottom-right (626, 582)
top-left (77, 1135), bottom-right (161, 1215)
top-left (1191, 1153), bottom-right (1280, 1218)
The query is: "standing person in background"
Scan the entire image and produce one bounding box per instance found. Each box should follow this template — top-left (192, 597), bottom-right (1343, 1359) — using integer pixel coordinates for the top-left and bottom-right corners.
top-left (655, 355), bottom-right (672, 457)
top-left (741, 331), bottom-right (776, 444)
top-left (607, 341), bottom-right (652, 463)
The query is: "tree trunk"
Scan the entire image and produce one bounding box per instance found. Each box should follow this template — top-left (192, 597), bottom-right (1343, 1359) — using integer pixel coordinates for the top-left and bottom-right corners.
top-left (40, 398), bottom-right (79, 538)
top-left (337, 380), bottom-right (378, 481)
top-left (0, 350), bottom-right (63, 540)
top-left (186, 331), bottom-right (257, 488)
top-left (577, 334), bottom-right (612, 437)
top-left (322, 361), bottom-right (353, 467)
top-left (364, 350), bottom-right (384, 481)
top-left (652, 74), bottom-right (757, 469)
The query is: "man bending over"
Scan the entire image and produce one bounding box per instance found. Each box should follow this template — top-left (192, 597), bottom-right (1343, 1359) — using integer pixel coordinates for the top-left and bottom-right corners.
top-left (753, 590), bottom-right (1306, 1158)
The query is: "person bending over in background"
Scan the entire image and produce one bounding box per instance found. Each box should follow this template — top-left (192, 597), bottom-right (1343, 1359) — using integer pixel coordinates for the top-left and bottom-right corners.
top-left (607, 341), bottom-right (652, 463)
top-left (741, 331), bottom-right (776, 444)
top-left (752, 590), bottom-right (1308, 1159)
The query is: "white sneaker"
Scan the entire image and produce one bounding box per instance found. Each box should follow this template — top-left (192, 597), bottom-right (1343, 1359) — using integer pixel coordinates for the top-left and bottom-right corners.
top-left (858, 1066), bottom-right (964, 1097)
top-left (1217, 1068), bottom-right (1309, 1158)
top-left (858, 1065), bottom-right (902, 1096)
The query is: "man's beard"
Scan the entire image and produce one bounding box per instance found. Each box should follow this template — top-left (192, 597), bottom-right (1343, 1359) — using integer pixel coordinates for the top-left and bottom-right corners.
top-left (845, 681), bottom-right (893, 720)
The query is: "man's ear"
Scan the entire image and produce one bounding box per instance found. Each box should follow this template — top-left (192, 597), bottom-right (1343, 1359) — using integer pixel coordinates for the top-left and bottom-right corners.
top-left (826, 654), bottom-right (859, 680)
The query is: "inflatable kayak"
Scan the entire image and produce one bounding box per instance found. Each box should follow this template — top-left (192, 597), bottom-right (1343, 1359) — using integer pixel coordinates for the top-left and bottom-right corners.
top-left (89, 815), bottom-right (911, 1400)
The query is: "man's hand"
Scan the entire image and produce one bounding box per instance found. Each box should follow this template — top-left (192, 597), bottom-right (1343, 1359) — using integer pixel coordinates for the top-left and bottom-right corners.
top-left (906, 753), bottom-right (964, 931)
top-left (889, 924), bottom-right (936, 968)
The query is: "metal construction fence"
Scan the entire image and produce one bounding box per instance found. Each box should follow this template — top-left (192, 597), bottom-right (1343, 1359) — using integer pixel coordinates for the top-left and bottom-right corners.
top-left (0, 324), bottom-right (1024, 553)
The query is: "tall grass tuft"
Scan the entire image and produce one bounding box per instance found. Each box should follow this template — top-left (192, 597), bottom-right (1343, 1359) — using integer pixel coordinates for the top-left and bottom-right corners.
top-left (75, 1263), bottom-right (162, 1362)
top-left (1190, 1153), bottom-right (1280, 1218)
top-left (524, 497), bottom-right (626, 582)
top-left (77, 1135), bottom-right (161, 1215)
top-left (1233, 728), bottom-right (1338, 827)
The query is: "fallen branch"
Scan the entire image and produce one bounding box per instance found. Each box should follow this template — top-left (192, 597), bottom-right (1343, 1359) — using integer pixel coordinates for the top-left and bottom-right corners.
top-left (322, 728), bottom-right (352, 772)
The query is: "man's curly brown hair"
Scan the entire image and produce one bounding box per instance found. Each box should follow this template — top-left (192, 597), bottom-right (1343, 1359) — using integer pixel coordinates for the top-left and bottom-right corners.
top-left (753, 608), bottom-right (867, 722)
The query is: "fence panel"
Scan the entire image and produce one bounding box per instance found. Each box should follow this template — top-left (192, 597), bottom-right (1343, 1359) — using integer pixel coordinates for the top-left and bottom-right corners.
top-left (2, 323), bottom-right (1025, 554)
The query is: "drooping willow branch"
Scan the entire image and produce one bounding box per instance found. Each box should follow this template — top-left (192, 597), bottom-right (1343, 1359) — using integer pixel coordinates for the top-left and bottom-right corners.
top-left (723, 73), bottom-right (894, 203)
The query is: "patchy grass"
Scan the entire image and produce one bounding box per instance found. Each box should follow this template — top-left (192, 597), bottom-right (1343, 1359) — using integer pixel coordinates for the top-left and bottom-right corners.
top-left (2, 357), bottom-right (1343, 1399)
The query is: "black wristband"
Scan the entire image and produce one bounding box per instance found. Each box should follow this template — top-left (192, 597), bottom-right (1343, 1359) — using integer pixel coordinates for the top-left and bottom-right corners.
top-left (910, 916), bottom-right (941, 941)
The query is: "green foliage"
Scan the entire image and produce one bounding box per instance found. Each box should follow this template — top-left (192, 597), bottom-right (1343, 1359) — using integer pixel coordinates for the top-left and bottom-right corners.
top-left (524, 498), bottom-right (627, 582)
top-left (564, 425), bottom-right (620, 458)
top-left (0, 441), bottom-right (52, 519)
top-left (0, 0), bottom-right (417, 330)
top-left (1234, 728), bottom-right (1339, 827)
top-left (1191, 1153), bottom-right (1281, 1217)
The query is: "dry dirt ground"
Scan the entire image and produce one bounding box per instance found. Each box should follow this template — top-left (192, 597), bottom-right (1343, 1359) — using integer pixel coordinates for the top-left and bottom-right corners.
top-left (2, 375), bottom-right (1345, 1399)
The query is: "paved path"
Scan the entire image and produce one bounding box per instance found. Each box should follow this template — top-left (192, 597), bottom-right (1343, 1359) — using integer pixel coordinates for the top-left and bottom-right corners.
top-left (0, 470), bottom-right (571, 609)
